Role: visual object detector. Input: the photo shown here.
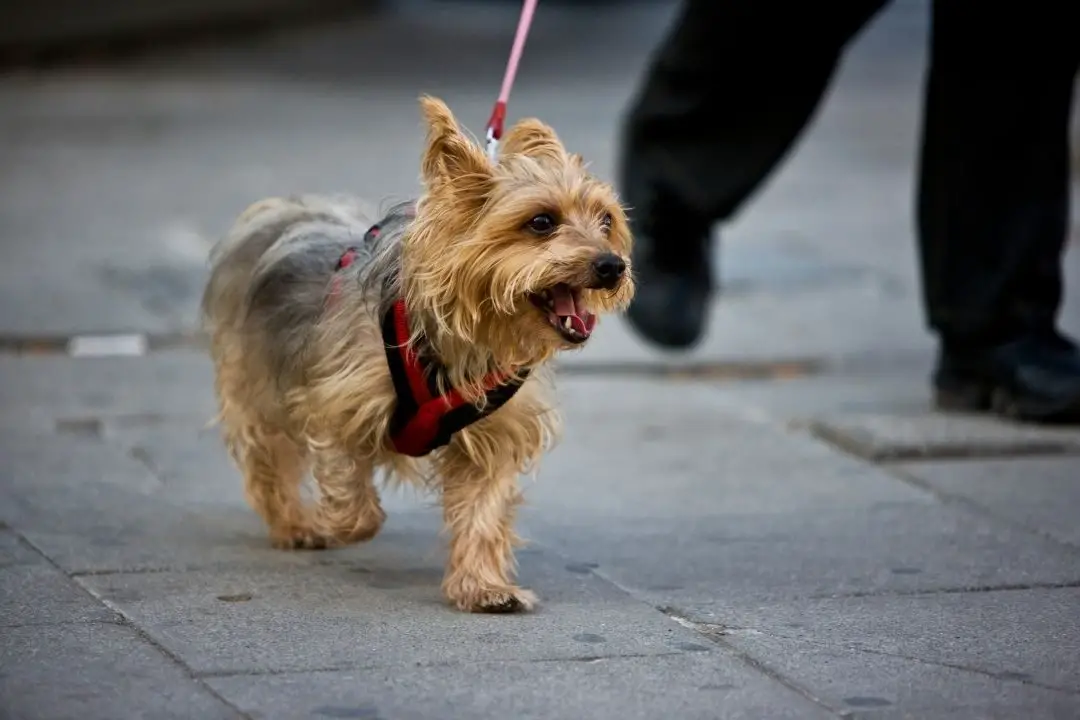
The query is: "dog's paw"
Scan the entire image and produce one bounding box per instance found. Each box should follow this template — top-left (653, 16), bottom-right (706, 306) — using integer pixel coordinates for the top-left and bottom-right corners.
top-left (477, 588), bottom-right (537, 614)
top-left (314, 503), bottom-right (386, 546)
top-left (270, 528), bottom-right (332, 551)
top-left (447, 584), bottom-right (538, 614)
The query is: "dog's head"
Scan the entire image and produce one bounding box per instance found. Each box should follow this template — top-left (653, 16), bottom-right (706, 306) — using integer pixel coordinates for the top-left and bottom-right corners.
top-left (402, 96), bottom-right (634, 369)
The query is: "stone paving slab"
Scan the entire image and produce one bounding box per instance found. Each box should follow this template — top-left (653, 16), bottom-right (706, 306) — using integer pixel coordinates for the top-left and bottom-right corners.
top-left (719, 588), bottom-right (1080, 693)
top-left (2, 562), bottom-right (119, 626)
top-left (0, 526), bottom-right (40, 566)
top-left (0, 352), bottom-right (217, 435)
top-left (805, 411), bottom-right (1080, 462)
top-left (697, 369), bottom-right (1080, 464)
top-left (1, 527), bottom-right (121, 626)
top-left (701, 587), bottom-right (1080, 717)
top-left (0, 402), bottom-right (499, 574)
top-left (718, 627), bottom-right (1080, 720)
top-left (524, 379), bottom-right (1080, 606)
top-left (205, 652), bottom-right (833, 720)
top-left (895, 457), bottom-right (1080, 548)
top-left (76, 550), bottom-right (709, 676)
top-left (527, 504), bottom-right (1080, 609)
top-left (0, 429), bottom-right (292, 572)
top-left (0, 623), bottom-right (239, 720)
top-left (530, 378), bottom-right (928, 520)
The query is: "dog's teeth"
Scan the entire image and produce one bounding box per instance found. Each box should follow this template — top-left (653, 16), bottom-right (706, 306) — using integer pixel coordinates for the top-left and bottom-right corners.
top-left (563, 316), bottom-right (572, 330)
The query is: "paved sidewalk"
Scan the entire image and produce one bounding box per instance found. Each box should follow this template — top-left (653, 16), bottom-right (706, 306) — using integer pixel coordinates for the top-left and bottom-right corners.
top-left (2, 1), bottom-right (1080, 718)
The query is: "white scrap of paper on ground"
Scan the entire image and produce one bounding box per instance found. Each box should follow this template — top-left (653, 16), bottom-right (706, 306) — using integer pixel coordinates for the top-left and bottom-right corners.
top-left (68, 334), bottom-right (148, 357)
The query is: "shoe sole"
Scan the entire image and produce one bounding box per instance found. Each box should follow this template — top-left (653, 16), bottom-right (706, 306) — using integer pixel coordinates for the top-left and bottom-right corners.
top-left (624, 297), bottom-right (708, 350)
top-left (935, 383), bottom-right (1080, 425)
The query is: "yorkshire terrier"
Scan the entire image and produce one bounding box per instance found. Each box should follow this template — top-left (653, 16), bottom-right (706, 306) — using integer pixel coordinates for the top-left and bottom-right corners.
top-left (200, 96), bottom-right (634, 613)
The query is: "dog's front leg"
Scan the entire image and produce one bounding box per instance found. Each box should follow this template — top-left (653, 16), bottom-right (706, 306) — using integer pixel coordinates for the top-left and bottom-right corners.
top-left (438, 446), bottom-right (536, 613)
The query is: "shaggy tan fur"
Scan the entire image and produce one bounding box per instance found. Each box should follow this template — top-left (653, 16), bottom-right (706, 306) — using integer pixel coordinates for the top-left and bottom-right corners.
top-left (201, 96), bottom-right (634, 613)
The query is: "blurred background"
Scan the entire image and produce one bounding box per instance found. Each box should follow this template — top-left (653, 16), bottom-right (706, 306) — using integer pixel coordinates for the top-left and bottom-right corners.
top-left (0, 0), bottom-right (998, 353)
top-left (1, 0), bottom-right (1076, 369)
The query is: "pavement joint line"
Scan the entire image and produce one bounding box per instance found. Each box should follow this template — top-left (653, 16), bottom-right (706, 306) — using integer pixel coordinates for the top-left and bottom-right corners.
top-left (53, 413), bottom-right (182, 437)
top-left (658, 606), bottom-right (849, 718)
top-left (666, 605), bottom-right (1080, 701)
top-left (0, 331), bottom-right (202, 356)
top-left (834, 647), bottom-right (1080, 697)
top-left (882, 462), bottom-right (1080, 553)
top-left (74, 577), bottom-right (257, 719)
top-left (65, 556), bottom-right (382, 577)
top-left (553, 359), bottom-right (825, 381)
top-left (69, 566), bottom-right (178, 578)
top-left (192, 651), bottom-right (692, 679)
top-left (128, 445), bottom-right (166, 483)
top-left (874, 445), bottom-right (1080, 462)
top-left (0, 330), bottom-right (826, 380)
top-left (722, 625), bottom-right (1080, 697)
top-left (803, 579), bottom-right (1080, 601)
top-left (2, 619), bottom-right (125, 629)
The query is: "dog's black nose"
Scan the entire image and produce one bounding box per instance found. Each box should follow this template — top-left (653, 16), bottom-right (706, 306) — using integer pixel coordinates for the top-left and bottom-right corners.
top-left (592, 253), bottom-right (626, 288)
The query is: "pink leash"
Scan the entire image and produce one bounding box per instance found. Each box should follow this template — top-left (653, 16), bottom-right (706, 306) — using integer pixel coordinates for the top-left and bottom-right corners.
top-left (485, 0), bottom-right (539, 161)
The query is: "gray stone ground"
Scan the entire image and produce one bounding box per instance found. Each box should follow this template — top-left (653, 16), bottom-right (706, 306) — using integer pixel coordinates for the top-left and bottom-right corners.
top-left (2, 0), bottom-right (1080, 718)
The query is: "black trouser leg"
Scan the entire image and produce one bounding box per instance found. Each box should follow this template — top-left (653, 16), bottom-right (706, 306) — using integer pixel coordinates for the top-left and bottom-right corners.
top-left (619, 0), bottom-right (889, 266)
top-left (917, 1), bottom-right (1080, 347)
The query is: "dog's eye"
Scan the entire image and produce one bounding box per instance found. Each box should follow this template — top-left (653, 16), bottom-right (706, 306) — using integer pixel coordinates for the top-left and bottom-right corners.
top-left (525, 213), bottom-right (556, 236)
top-left (600, 213), bottom-right (613, 234)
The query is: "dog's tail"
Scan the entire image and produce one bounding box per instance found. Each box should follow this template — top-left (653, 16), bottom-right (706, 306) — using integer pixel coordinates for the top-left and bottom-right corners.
top-left (200, 197), bottom-right (301, 336)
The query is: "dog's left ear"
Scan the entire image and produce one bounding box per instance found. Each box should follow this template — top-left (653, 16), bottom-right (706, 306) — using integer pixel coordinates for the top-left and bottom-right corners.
top-left (500, 118), bottom-right (566, 163)
top-left (419, 95), bottom-right (491, 190)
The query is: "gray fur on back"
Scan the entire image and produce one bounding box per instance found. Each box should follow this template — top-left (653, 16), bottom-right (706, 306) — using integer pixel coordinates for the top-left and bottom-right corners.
top-left (201, 195), bottom-right (415, 388)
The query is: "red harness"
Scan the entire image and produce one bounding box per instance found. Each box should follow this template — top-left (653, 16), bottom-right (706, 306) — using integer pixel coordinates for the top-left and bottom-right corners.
top-left (333, 228), bottom-right (528, 458)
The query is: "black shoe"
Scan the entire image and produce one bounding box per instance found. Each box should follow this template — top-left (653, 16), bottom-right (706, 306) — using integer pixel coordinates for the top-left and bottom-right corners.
top-left (624, 232), bottom-right (714, 350)
top-left (933, 331), bottom-right (1080, 424)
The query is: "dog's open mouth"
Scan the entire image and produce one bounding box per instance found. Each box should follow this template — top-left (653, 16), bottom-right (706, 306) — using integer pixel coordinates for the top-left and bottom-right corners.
top-left (529, 283), bottom-right (596, 344)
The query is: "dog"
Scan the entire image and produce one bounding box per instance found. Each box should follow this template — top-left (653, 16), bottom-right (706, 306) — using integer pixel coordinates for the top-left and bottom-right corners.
top-left (200, 96), bottom-right (634, 613)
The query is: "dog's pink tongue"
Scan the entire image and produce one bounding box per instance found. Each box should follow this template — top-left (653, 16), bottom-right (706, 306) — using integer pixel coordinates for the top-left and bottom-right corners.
top-left (551, 285), bottom-right (576, 317)
top-left (552, 284), bottom-right (590, 335)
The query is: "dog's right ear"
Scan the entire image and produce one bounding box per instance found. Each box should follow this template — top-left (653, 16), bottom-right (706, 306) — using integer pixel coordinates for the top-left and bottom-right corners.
top-left (419, 96), bottom-right (491, 191)
top-left (500, 118), bottom-right (566, 164)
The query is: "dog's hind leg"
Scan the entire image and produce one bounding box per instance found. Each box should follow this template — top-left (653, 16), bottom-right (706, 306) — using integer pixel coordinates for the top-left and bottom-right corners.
top-left (232, 425), bottom-right (326, 550)
top-left (310, 450), bottom-right (386, 545)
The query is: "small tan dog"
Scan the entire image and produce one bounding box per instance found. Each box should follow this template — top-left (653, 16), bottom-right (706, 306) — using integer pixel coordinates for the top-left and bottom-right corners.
top-left (201, 96), bottom-right (633, 613)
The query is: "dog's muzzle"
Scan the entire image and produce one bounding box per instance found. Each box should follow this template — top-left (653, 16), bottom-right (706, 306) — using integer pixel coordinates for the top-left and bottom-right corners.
top-left (589, 252), bottom-right (627, 290)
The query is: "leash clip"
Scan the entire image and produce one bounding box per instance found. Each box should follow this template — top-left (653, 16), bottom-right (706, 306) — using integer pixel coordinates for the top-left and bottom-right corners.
top-left (485, 100), bottom-right (506, 163)
top-left (485, 126), bottom-right (500, 162)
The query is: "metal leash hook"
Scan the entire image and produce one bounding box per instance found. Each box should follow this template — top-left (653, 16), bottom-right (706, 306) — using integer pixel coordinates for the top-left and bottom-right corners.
top-left (484, 0), bottom-right (538, 163)
top-left (485, 101), bottom-right (507, 162)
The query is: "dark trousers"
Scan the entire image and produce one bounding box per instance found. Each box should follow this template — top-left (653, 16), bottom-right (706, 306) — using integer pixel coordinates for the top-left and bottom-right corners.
top-left (620, 0), bottom-right (1080, 346)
